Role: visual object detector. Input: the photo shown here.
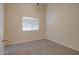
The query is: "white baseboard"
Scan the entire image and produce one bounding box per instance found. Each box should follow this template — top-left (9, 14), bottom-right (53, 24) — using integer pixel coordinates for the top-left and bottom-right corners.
top-left (6, 37), bottom-right (45, 46)
top-left (47, 39), bottom-right (79, 51)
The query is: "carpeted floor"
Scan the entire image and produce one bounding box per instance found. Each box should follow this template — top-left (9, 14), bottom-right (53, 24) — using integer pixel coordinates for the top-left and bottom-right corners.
top-left (5, 39), bottom-right (79, 55)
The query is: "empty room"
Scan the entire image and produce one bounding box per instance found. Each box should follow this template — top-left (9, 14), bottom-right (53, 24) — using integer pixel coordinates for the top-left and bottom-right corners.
top-left (0, 3), bottom-right (79, 55)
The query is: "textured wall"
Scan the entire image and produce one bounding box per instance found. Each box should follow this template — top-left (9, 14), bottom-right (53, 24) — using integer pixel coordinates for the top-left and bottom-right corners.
top-left (4, 3), bottom-right (46, 45)
top-left (46, 4), bottom-right (79, 51)
top-left (0, 3), bottom-right (4, 54)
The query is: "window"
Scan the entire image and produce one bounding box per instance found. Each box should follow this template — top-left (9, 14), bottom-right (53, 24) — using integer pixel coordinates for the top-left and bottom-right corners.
top-left (22, 16), bottom-right (39, 31)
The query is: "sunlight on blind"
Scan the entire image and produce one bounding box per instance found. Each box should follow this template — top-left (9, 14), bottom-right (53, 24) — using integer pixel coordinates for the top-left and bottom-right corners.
top-left (22, 16), bottom-right (39, 31)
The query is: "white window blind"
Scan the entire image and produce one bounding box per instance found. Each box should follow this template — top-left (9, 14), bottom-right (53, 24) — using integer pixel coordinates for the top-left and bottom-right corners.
top-left (22, 16), bottom-right (39, 31)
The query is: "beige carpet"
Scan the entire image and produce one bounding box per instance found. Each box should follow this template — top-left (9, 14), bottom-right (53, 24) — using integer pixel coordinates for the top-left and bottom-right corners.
top-left (5, 39), bottom-right (79, 55)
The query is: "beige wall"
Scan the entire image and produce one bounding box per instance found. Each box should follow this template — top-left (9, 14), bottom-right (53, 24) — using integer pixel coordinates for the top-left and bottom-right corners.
top-left (46, 4), bottom-right (79, 51)
top-left (0, 3), bottom-right (4, 54)
top-left (4, 3), bottom-right (46, 45)
top-left (0, 3), bottom-right (4, 40)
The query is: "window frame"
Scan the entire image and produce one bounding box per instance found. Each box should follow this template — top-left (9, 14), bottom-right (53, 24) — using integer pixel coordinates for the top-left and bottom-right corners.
top-left (22, 16), bottom-right (39, 31)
